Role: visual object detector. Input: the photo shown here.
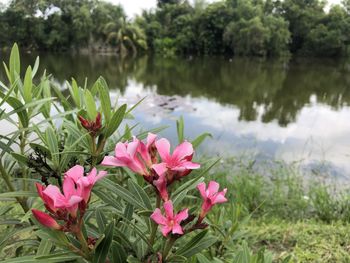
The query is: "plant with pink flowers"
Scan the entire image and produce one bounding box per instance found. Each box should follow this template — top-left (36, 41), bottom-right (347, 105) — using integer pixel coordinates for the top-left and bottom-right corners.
top-left (0, 45), bottom-right (236, 263)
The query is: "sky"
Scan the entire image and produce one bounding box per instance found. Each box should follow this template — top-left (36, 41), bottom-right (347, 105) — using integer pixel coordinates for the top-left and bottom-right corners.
top-left (0, 0), bottom-right (344, 17)
top-left (113, 0), bottom-right (342, 17)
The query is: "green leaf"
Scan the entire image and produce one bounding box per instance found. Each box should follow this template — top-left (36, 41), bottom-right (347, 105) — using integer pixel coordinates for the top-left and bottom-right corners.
top-left (3, 96), bottom-right (29, 128)
top-left (36, 239), bottom-right (53, 256)
top-left (95, 208), bottom-right (107, 234)
top-left (93, 220), bottom-right (114, 263)
top-left (104, 104), bottom-right (127, 138)
top-left (96, 179), bottom-right (146, 210)
top-left (175, 230), bottom-right (217, 258)
top-left (69, 78), bottom-right (81, 108)
top-left (176, 116), bottom-right (184, 143)
top-left (10, 152), bottom-right (28, 165)
top-left (45, 127), bottom-right (59, 167)
top-left (32, 56), bottom-right (39, 78)
top-left (9, 43), bottom-right (20, 84)
top-left (35, 229), bottom-right (69, 247)
top-left (84, 89), bottom-right (97, 120)
top-left (97, 77), bottom-right (112, 121)
top-left (29, 143), bottom-right (52, 159)
top-left (111, 241), bottom-right (127, 263)
top-left (1, 256), bottom-right (39, 263)
top-left (192, 133), bottom-right (212, 148)
top-left (196, 253), bottom-right (212, 263)
top-left (0, 191), bottom-right (37, 199)
top-left (0, 226), bottom-right (35, 252)
top-left (23, 66), bottom-right (32, 103)
top-left (35, 252), bottom-right (82, 262)
top-left (127, 179), bottom-right (153, 210)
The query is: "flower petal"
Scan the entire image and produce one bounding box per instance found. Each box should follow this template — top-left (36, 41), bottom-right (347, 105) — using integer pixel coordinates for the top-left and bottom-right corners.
top-left (63, 176), bottom-right (77, 198)
top-left (101, 156), bottom-right (126, 167)
top-left (155, 138), bottom-right (171, 161)
top-left (43, 185), bottom-right (63, 202)
top-left (68, 195), bottom-right (83, 207)
top-left (150, 208), bottom-right (167, 225)
top-left (126, 141), bottom-right (139, 157)
top-left (197, 182), bottom-right (207, 199)
top-left (65, 165), bottom-right (84, 183)
top-left (207, 181), bottom-right (220, 195)
top-left (32, 209), bottom-right (61, 230)
top-left (213, 189), bottom-right (228, 204)
top-left (181, 161), bottom-right (200, 170)
top-left (172, 224), bottom-right (184, 235)
top-left (163, 200), bottom-right (174, 219)
top-left (146, 133), bottom-right (157, 148)
top-left (161, 225), bottom-right (172, 237)
top-left (152, 163), bottom-right (168, 176)
top-left (175, 208), bottom-right (188, 222)
top-left (173, 141), bottom-right (194, 161)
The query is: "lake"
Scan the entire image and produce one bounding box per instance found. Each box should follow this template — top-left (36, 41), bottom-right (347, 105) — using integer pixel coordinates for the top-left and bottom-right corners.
top-left (2, 52), bottom-right (350, 180)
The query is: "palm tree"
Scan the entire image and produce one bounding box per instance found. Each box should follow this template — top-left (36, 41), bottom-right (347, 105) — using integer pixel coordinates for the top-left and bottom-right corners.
top-left (103, 17), bottom-right (148, 56)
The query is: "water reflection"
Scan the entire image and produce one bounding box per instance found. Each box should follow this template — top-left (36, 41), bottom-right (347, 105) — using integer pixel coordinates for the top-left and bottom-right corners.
top-left (1, 53), bottom-right (350, 178)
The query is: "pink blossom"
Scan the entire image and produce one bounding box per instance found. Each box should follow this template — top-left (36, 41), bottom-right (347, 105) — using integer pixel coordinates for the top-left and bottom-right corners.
top-left (138, 133), bottom-right (157, 166)
top-left (42, 178), bottom-right (83, 217)
top-left (102, 140), bottom-right (148, 175)
top-left (35, 183), bottom-right (56, 213)
top-left (102, 134), bottom-right (157, 176)
top-left (152, 139), bottom-right (200, 181)
top-left (197, 181), bottom-right (227, 219)
top-left (150, 200), bottom-right (188, 237)
top-left (153, 172), bottom-right (168, 201)
top-left (64, 165), bottom-right (107, 203)
top-left (32, 209), bottom-right (61, 230)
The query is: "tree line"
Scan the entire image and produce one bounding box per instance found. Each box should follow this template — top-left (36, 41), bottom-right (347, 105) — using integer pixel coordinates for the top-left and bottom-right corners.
top-left (1, 0), bottom-right (350, 57)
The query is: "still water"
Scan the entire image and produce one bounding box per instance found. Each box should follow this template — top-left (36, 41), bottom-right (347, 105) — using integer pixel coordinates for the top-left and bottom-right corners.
top-left (3, 53), bottom-right (350, 179)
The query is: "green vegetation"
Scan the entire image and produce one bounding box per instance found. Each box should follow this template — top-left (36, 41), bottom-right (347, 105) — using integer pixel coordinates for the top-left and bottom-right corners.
top-left (1, 0), bottom-right (350, 57)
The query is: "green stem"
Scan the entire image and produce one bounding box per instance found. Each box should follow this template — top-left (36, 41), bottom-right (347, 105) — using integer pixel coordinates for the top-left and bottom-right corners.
top-left (162, 237), bottom-right (176, 260)
top-left (0, 160), bottom-right (29, 213)
top-left (149, 196), bottom-right (161, 246)
top-left (76, 228), bottom-right (90, 256)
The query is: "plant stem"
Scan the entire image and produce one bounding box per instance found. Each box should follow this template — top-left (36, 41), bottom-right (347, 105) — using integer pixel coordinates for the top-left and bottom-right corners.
top-left (76, 228), bottom-right (90, 256)
top-left (149, 196), bottom-right (161, 243)
top-left (0, 160), bottom-right (29, 213)
top-left (162, 237), bottom-right (176, 260)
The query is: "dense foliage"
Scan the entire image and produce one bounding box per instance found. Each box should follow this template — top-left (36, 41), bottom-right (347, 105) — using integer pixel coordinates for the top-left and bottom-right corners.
top-left (1, 0), bottom-right (350, 57)
top-left (0, 44), bottom-right (291, 262)
top-left (0, 0), bottom-right (147, 55)
top-left (138, 0), bottom-right (350, 57)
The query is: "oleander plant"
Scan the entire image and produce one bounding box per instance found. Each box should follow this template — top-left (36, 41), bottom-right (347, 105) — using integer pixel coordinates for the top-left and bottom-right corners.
top-left (0, 44), bottom-right (285, 263)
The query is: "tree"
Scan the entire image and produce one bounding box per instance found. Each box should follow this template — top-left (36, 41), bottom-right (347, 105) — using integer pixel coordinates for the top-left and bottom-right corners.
top-left (103, 17), bottom-right (148, 56)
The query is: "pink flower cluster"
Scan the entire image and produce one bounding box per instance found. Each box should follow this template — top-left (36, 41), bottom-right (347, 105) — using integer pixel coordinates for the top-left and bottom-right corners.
top-left (102, 133), bottom-right (200, 201)
top-left (32, 165), bottom-right (106, 231)
top-left (103, 134), bottom-right (227, 237)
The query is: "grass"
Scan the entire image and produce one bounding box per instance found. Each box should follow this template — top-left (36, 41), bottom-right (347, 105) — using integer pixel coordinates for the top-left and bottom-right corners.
top-left (206, 156), bottom-right (350, 262)
top-left (244, 219), bottom-right (350, 262)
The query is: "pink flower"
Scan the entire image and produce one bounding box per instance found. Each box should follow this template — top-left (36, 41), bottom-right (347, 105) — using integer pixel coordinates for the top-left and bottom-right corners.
top-left (138, 133), bottom-right (157, 166)
top-left (153, 172), bottom-right (168, 201)
top-left (64, 165), bottom-right (107, 203)
top-left (32, 209), bottom-right (61, 230)
top-left (102, 133), bottom-right (157, 177)
top-left (152, 139), bottom-right (200, 181)
top-left (36, 183), bottom-right (57, 213)
top-left (150, 200), bottom-right (188, 237)
top-left (42, 179), bottom-right (83, 218)
top-left (102, 140), bottom-right (148, 175)
top-left (197, 181), bottom-right (227, 219)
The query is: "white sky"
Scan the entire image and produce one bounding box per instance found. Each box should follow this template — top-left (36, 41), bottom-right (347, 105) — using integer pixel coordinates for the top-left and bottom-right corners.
top-left (0, 0), bottom-right (344, 17)
top-left (113, 0), bottom-right (342, 17)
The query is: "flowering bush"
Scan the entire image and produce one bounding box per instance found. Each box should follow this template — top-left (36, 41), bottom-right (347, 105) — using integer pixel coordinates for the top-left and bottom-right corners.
top-left (0, 44), bottom-right (280, 263)
top-left (0, 45), bottom-right (232, 263)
